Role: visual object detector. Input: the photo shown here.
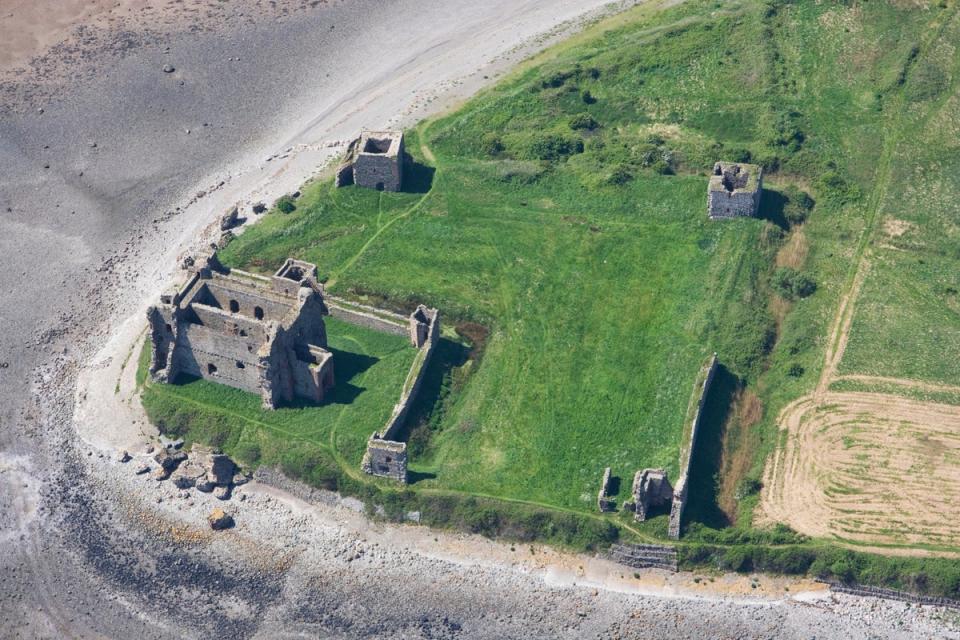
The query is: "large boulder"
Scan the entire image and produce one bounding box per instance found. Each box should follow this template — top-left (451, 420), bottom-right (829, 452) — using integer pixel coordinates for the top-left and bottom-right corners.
top-left (220, 205), bottom-right (239, 231)
top-left (208, 508), bottom-right (234, 530)
top-left (206, 453), bottom-right (236, 486)
top-left (153, 449), bottom-right (187, 472)
top-left (171, 462), bottom-right (205, 489)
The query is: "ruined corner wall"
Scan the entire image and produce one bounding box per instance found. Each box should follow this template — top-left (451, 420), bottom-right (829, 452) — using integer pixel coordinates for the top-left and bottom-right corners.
top-left (359, 304), bottom-right (440, 483)
top-left (361, 439), bottom-right (408, 483)
top-left (668, 353), bottom-right (718, 539)
top-left (708, 188), bottom-right (760, 219)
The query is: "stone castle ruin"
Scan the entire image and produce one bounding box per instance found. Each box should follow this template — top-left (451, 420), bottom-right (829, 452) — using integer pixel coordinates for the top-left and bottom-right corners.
top-left (707, 161), bottom-right (762, 219)
top-left (632, 468), bottom-right (674, 521)
top-left (147, 248), bottom-right (441, 484)
top-left (147, 255), bottom-right (335, 409)
top-left (336, 130), bottom-right (405, 192)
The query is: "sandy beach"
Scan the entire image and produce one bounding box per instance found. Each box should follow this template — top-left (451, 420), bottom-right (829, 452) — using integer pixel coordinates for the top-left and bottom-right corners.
top-left (2, 0), bottom-right (960, 637)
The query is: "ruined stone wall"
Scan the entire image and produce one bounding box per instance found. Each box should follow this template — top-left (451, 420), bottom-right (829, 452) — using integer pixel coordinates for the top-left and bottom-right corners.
top-left (326, 300), bottom-right (408, 337)
top-left (196, 281), bottom-right (292, 321)
top-left (289, 358), bottom-right (323, 403)
top-left (188, 303), bottom-right (268, 342)
top-left (361, 439), bottom-right (407, 482)
top-left (707, 189), bottom-right (760, 219)
top-left (147, 305), bottom-right (178, 382)
top-left (668, 353), bottom-right (718, 539)
top-left (380, 312), bottom-right (440, 442)
top-left (173, 324), bottom-right (264, 394)
top-left (597, 467), bottom-right (614, 512)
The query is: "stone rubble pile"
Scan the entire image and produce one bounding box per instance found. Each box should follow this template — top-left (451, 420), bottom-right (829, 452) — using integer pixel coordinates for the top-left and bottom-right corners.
top-left (120, 441), bottom-right (248, 524)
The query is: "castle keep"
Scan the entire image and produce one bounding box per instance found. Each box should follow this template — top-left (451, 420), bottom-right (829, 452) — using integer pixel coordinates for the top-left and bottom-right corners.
top-left (707, 161), bottom-right (762, 219)
top-left (335, 130), bottom-right (405, 192)
top-left (146, 255), bottom-right (335, 409)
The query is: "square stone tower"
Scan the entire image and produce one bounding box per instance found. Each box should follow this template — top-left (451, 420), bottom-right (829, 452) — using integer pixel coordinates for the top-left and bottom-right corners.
top-left (707, 161), bottom-right (762, 219)
top-left (337, 130), bottom-right (405, 192)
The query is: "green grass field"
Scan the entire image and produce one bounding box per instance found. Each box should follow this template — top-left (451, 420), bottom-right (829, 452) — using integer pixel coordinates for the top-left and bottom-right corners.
top-left (147, 0), bottom-right (960, 535)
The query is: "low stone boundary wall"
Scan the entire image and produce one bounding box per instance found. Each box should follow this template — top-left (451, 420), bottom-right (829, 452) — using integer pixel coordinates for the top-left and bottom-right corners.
top-left (607, 543), bottom-right (678, 572)
top-left (668, 353), bottom-right (718, 539)
top-left (252, 466), bottom-right (343, 507)
top-left (326, 296), bottom-right (407, 337)
top-left (824, 581), bottom-right (960, 610)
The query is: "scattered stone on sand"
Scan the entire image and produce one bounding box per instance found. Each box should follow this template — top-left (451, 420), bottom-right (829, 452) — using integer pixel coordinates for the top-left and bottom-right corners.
top-left (134, 463), bottom-right (150, 475)
top-left (251, 202), bottom-right (266, 214)
top-left (116, 450), bottom-right (130, 463)
top-left (213, 485), bottom-right (231, 501)
top-left (208, 508), bottom-right (234, 530)
top-left (232, 473), bottom-right (249, 486)
top-left (152, 466), bottom-right (170, 481)
top-left (162, 64), bottom-right (175, 73)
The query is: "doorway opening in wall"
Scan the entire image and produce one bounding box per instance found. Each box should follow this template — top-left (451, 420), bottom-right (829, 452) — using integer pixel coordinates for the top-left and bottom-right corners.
top-left (236, 361), bottom-right (245, 369)
top-left (229, 299), bottom-right (240, 313)
top-left (376, 182), bottom-right (385, 191)
top-left (208, 363), bottom-right (218, 375)
top-left (254, 306), bottom-right (264, 320)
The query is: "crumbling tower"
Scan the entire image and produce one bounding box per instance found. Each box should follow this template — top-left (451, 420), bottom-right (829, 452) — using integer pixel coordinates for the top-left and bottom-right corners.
top-left (707, 161), bottom-right (762, 219)
top-left (336, 130), bottom-right (405, 192)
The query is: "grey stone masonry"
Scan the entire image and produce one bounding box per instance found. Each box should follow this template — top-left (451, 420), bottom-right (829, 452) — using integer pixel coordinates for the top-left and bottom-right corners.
top-left (607, 544), bottom-right (678, 572)
top-left (597, 467), bottom-right (615, 512)
top-left (361, 438), bottom-right (408, 483)
top-left (707, 161), bottom-right (762, 219)
top-left (668, 354), bottom-right (718, 539)
top-left (336, 130), bottom-right (405, 192)
top-left (632, 469), bottom-right (673, 522)
top-left (146, 253), bottom-right (335, 409)
top-left (326, 296), bottom-right (409, 337)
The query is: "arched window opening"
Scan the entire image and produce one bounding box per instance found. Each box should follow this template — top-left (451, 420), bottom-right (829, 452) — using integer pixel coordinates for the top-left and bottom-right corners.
top-left (229, 299), bottom-right (240, 313)
top-left (254, 306), bottom-right (264, 320)
top-left (207, 363), bottom-right (218, 375)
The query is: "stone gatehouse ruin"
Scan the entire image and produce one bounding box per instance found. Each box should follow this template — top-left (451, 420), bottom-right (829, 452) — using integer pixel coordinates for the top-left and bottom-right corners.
top-left (146, 254), bottom-right (335, 409)
top-left (336, 130), bottom-right (405, 192)
top-left (707, 161), bottom-right (762, 219)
